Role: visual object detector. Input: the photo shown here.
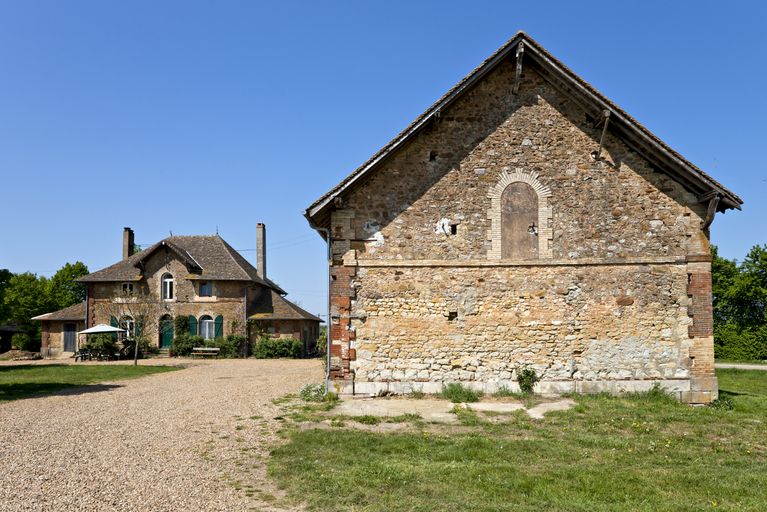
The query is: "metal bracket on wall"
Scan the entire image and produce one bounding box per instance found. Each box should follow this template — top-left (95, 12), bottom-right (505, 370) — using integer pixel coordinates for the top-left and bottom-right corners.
top-left (512, 41), bottom-right (524, 95)
top-left (592, 109), bottom-right (611, 160)
top-left (699, 190), bottom-right (722, 229)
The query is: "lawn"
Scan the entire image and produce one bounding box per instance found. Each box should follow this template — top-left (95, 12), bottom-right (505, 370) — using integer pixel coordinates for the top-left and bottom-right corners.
top-left (0, 364), bottom-right (179, 402)
top-left (269, 369), bottom-right (767, 512)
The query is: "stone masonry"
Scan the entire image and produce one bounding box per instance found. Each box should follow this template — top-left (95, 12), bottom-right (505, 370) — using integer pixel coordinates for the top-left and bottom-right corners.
top-left (315, 37), bottom-right (736, 403)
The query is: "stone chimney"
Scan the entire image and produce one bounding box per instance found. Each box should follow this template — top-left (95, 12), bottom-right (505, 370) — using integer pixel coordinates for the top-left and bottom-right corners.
top-left (123, 227), bottom-right (135, 260)
top-left (256, 223), bottom-right (266, 278)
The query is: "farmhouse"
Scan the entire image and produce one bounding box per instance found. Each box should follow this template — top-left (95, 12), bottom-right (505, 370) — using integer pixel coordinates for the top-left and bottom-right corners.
top-left (305, 32), bottom-right (741, 403)
top-left (35, 224), bottom-right (321, 356)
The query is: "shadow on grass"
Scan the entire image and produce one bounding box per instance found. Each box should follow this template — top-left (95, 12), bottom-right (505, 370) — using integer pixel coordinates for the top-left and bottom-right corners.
top-left (0, 382), bottom-right (124, 402)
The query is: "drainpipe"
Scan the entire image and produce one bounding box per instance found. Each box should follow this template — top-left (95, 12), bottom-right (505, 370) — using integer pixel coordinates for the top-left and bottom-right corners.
top-left (307, 219), bottom-right (333, 395)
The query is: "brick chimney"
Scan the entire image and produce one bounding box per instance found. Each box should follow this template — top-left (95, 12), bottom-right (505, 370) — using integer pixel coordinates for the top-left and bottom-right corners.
top-left (256, 223), bottom-right (266, 278)
top-left (123, 227), bottom-right (135, 260)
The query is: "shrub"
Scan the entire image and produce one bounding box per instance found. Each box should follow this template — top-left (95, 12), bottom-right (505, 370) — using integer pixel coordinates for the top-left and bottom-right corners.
top-left (439, 383), bottom-right (482, 403)
top-left (11, 333), bottom-right (39, 352)
top-left (714, 323), bottom-right (767, 361)
top-left (300, 383), bottom-right (326, 402)
top-left (709, 396), bottom-right (735, 410)
top-left (172, 334), bottom-right (205, 356)
top-left (253, 337), bottom-right (302, 359)
top-left (517, 366), bottom-right (539, 394)
top-left (121, 337), bottom-right (158, 359)
top-left (83, 333), bottom-right (118, 355)
top-left (174, 315), bottom-right (189, 336)
top-left (206, 335), bottom-right (247, 358)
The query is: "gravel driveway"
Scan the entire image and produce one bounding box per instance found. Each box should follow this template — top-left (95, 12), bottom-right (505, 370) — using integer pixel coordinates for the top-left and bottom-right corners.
top-left (0, 359), bottom-right (323, 511)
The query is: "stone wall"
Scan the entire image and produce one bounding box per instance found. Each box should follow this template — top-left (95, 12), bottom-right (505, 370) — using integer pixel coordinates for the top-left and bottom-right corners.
top-left (325, 57), bottom-right (718, 402)
top-left (40, 320), bottom-right (85, 357)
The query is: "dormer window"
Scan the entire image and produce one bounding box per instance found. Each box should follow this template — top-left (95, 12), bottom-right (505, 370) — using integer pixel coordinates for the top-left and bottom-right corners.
top-left (199, 281), bottom-right (213, 297)
top-left (121, 283), bottom-right (134, 295)
top-left (161, 273), bottom-right (174, 300)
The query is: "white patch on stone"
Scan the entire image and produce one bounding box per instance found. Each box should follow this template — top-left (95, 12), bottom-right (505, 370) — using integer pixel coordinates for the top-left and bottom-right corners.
top-left (474, 167), bottom-right (487, 175)
top-left (565, 167), bottom-right (577, 176)
top-left (434, 218), bottom-right (452, 235)
top-left (522, 138), bottom-right (533, 146)
top-left (371, 231), bottom-right (384, 247)
top-left (649, 220), bottom-right (664, 229)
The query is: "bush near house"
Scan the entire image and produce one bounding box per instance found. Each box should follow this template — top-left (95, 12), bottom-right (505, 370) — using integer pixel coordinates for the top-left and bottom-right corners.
top-left (82, 333), bottom-right (118, 355)
top-left (11, 333), bottom-right (39, 352)
top-left (171, 334), bottom-right (205, 356)
top-left (253, 337), bottom-right (302, 359)
top-left (205, 335), bottom-right (247, 358)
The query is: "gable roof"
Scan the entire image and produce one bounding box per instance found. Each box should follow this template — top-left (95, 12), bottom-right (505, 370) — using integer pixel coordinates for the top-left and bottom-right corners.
top-left (305, 31), bottom-right (742, 228)
top-left (78, 235), bottom-right (286, 294)
top-left (31, 302), bottom-right (86, 322)
top-left (248, 289), bottom-right (322, 322)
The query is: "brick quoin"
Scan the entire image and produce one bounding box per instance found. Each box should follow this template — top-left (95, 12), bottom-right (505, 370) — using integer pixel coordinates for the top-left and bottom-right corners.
top-left (687, 272), bottom-right (713, 338)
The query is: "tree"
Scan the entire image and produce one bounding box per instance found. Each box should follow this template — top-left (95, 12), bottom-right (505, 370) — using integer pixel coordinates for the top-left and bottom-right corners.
top-left (96, 288), bottom-right (166, 365)
top-left (48, 262), bottom-right (89, 310)
top-left (0, 269), bottom-right (13, 324)
top-left (712, 244), bottom-right (767, 361)
top-left (3, 272), bottom-right (52, 325)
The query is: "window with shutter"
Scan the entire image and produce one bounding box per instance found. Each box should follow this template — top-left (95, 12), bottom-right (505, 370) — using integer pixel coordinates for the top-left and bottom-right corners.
top-left (214, 315), bottom-right (224, 339)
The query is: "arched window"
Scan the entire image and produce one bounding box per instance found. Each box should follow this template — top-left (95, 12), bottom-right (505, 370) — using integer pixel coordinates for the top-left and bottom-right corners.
top-left (487, 169), bottom-right (552, 260)
top-left (120, 315), bottom-right (134, 338)
top-left (161, 273), bottom-right (174, 300)
top-left (199, 315), bottom-right (214, 340)
top-left (501, 182), bottom-right (538, 259)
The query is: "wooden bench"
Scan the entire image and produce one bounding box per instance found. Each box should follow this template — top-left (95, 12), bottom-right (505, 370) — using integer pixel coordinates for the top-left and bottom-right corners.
top-left (191, 347), bottom-right (220, 358)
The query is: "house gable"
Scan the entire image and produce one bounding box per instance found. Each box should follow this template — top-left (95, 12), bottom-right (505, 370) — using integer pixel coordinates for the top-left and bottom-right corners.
top-left (306, 32), bottom-right (741, 231)
top-left (324, 58), bottom-right (712, 262)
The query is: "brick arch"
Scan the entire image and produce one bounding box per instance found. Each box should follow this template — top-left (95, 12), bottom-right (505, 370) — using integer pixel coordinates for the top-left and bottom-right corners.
top-left (487, 169), bottom-right (553, 259)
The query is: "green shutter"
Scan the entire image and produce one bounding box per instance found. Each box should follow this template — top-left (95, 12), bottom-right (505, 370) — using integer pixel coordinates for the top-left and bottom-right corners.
top-left (135, 318), bottom-right (143, 337)
top-left (214, 315), bottom-right (223, 339)
top-left (110, 316), bottom-right (118, 327)
top-left (188, 316), bottom-right (197, 336)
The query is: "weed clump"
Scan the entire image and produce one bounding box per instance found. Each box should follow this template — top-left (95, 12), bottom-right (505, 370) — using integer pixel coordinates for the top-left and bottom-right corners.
top-left (439, 383), bottom-right (482, 403)
top-left (516, 367), bottom-right (539, 394)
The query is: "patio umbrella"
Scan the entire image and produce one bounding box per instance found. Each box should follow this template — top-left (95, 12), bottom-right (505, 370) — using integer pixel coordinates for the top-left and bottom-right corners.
top-left (78, 324), bottom-right (126, 334)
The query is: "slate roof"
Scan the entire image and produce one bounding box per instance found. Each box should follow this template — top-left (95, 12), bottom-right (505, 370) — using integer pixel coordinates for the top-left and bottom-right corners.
top-left (305, 31), bottom-right (742, 228)
top-left (248, 289), bottom-right (322, 322)
top-left (31, 302), bottom-right (86, 322)
top-left (78, 235), bottom-right (286, 294)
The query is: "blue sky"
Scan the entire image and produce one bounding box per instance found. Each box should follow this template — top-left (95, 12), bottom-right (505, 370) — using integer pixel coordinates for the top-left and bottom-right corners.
top-left (1, 1), bottom-right (765, 317)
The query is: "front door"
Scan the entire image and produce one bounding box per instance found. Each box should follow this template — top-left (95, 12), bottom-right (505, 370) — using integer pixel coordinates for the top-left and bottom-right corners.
top-left (159, 316), bottom-right (173, 349)
top-left (63, 323), bottom-right (76, 352)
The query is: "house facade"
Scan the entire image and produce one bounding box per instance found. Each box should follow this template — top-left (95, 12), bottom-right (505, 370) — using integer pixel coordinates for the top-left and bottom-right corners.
top-left (305, 32), bottom-right (741, 403)
top-left (35, 224), bottom-right (320, 356)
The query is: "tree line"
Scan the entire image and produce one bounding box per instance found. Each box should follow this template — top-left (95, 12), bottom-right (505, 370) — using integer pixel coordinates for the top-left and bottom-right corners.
top-left (0, 262), bottom-right (90, 342)
top-left (712, 244), bottom-right (767, 361)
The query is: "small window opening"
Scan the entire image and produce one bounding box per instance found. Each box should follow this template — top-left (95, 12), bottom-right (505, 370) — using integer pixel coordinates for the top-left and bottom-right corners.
top-left (450, 224), bottom-right (458, 235)
top-left (528, 222), bottom-right (538, 235)
top-left (428, 150), bottom-right (437, 162)
top-left (121, 283), bottom-right (133, 294)
top-left (199, 281), bottom-right (213, 297)
top-left (447, 311), bottom-right (458, 321)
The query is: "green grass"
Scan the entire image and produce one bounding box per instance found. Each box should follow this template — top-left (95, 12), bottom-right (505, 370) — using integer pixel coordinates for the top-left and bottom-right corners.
top-left (269, 369), bottom-right (767, 511)
top-left (0, 364), bottom-right (179, 402)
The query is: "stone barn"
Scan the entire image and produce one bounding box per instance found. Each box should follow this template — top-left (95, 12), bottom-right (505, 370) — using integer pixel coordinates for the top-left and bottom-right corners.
top-left (305, 32), bottom-right (741, 403)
